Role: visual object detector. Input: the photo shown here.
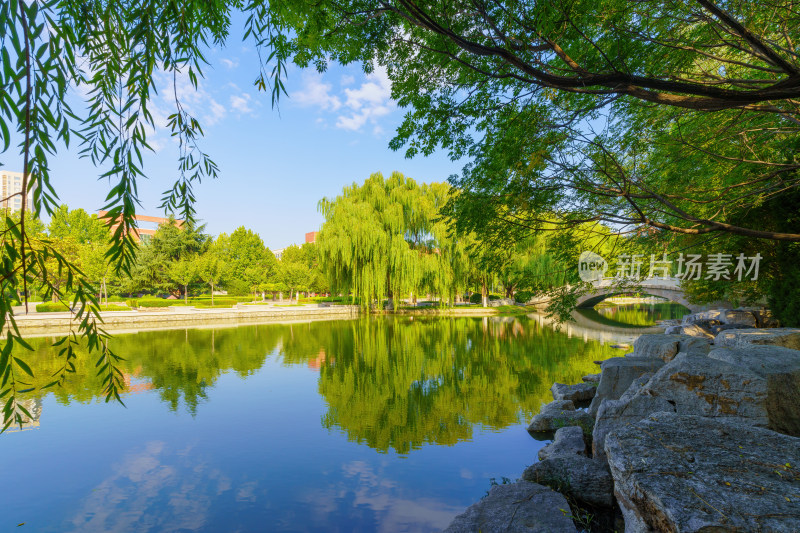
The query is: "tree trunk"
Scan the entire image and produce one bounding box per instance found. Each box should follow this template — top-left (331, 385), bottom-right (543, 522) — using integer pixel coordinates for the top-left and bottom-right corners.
top-left (184, 284), bottom-right (188, 304)
top-left (481, 280), bottom-right (488, 308)
top-left (211, 282), bottom-right (215, 306)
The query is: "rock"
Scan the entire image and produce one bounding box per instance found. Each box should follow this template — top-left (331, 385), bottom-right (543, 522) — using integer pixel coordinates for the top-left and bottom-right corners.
top-left (677, 323), bottom-right (716, 340)
top-left (640, 352), bottom-right (769, 426)
top-left (681, 309), bottom-right (722, 325)
top-left (591, 374), bottom-right (671, 462)
top-left (581, 373), bottom-right (601, 384)
top-left (588, 357), bottom-right (665, 416)
top-left (658, 318), bottom-right (682, 327)
top-left (610, 343), bottom-right (630, 349)
top-left (708, 323), bottom-right (755, 335)
top-left (551, 382), bottom-right (596, 402)
top-left (749, 308), bottom-right (780, 328)
top-left (708, 345), bottom-right (800, 436)
top-left (527, 400), bottom-right (594, 436)
top-left (719, 308), bottom-right (758, 327)
top-left (522, 456), bottom-right (614, 508)
top-left (538, 426), bottom-right (587, 461)
top-left (715, 328), bottom-right (800, 350)
top-left (632, 334), bottom-right (710, 362)
top-left (664, 325), bottom-right (682, 335)
top-left (605, 412), bottom-right (800, 533)
top-left (443, 482), bottom-right (577, 533)
top-left (487, 298), bottom-right (515, 307)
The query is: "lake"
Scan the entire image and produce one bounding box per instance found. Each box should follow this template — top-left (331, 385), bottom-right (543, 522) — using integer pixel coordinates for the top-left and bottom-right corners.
top-left (0, 306), bottom-right (686, 532)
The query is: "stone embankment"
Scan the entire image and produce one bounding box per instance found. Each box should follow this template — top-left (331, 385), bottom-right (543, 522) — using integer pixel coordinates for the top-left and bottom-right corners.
top-left (444, 308), bottom-right (800, 532)
top-left (8, 304), bottom-right (361, 336)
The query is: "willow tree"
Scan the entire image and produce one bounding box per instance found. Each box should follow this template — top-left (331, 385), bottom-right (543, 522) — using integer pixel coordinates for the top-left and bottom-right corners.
top-left (317, 172), bottom-right (469, 308)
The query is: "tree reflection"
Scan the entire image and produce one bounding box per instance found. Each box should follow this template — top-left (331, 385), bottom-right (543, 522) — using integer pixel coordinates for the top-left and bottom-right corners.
top-left (10, 317), bottom-right (622, 452)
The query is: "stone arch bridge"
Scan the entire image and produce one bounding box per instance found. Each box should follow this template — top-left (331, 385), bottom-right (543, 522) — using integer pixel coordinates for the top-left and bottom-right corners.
top-left (575, 278), bottom-right (728, 313)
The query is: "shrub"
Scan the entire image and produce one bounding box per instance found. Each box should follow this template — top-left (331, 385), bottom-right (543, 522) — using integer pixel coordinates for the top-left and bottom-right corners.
top-left (36, 302), bottom-right (71, 312)
top-left (192, 298), bottom-right (238, 307)
top-left (469, 293), bottom-right (502, 304)
top-left (136, 299), bottom-right (177, 308)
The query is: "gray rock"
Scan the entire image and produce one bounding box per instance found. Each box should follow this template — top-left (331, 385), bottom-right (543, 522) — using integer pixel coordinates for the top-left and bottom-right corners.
top-left (708, 323), bottom-right (754, 335)
top-left (681, 309), bottom-right (722, 325)
top-left (588, 356), bottom-right (665, 416)
top-left (527, 400), bottom-right (594, 436)
top-left (551, 382), bottom-right (596, 402)
top-left (641, 352), bottom-right (769, 426)
top-left (443, 482), bottom-right (577, 533)
top-left (581, 373), bottom-right (601, 384)
top-left (678, 323), bottom-right (716, 340)
top-left (521, 456), bottom-right (614, 508)
top-left (632, 334), bottom-right (710, 362)
top-left (715, 328), bottom-right (800, 350)
top-left (591, 374), bottom-right (671, 462)
top-left (658, 318), bottom-right (682, 327)
top-left (538, 426), bottom-right (587, 461)
top-left (664, 325), bottom-right (682, 335)
top-left (605, 412), bottom-right (800, 533)
top-left (750, 308), bottom-right (780, 328)
top-left (720, 308), bottom-right (758, 327)
top-left (487, 298), bottom-right (515, 307)
top-left (708, 345), bottom-right (800, 436)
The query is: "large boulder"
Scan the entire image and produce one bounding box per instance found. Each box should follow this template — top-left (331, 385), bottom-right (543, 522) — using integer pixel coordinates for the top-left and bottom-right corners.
top-left (588, 357), bottom-right (665, 416)
top-left (605, 412), bottom-right (800, 533)
top-left (676, 323), bottom-right (715, 340)
top-left (632, 334), bottom-right (710, 361)
top-left (591, 374), bottom-right (669, 461)
top-left (527, 400), bottom-right (594, 436)
top-left (681, 310), bottom-right (722, 325)
top-left (708, 323), bottom-right (755, 335)
top-left (538, 426), bottom-right (587, 461)
top-left (708, 345), bottom-right (800, 436)
top-left (719, 308), bottom-right (758, 327)
top-left (551, 382), bottom-right (596, 402)
top-left (521, 456), bottom-right (614, 508)
top-left (640, 352), bottom-right (769, 426)
top-left (715, 328), bottom-right (800, 350)
top-left (443, 482), bottom-right (577, 533)
top-left (581, 373), bottom-right (601, 384)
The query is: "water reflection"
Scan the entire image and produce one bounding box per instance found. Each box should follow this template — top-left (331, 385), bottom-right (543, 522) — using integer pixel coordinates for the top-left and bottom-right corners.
top-left (12, 317), bottom-right (625, 453)
top-left (3, 315), bottom-right (636, 532)
top-left (575, 302), bottom-right (689, 329)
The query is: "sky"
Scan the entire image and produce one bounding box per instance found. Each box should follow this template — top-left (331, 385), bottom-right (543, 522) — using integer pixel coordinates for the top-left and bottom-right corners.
top-left (1, 18), bottom-right (465, 250)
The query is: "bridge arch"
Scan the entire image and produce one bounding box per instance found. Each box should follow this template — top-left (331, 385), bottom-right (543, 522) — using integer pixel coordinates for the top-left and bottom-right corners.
top-left (574, 278), bottom-right (727, 313)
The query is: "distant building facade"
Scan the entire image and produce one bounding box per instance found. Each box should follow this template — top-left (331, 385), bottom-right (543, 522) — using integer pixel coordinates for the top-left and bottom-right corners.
top-left (98, 210), bottom-right (184, 243)
top-left (272, 248), bottom-right (285, 260)
top-left (305, 231), bottom-right (319, 244)
top-left (1, 171), bottom-right (35, 212)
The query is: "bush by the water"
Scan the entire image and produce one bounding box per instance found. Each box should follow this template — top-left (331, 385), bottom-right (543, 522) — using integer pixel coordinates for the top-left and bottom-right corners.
top-left (514, 290), bottom-right (534, 303)
top-left (469, 293), bottom-right (502, 304)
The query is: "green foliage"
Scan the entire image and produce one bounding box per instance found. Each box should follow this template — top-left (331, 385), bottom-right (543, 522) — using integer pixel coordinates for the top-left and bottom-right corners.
top-left (469, 293), bottom-right (500, 305)
top-left (136, 299), bottom-right (178, 308)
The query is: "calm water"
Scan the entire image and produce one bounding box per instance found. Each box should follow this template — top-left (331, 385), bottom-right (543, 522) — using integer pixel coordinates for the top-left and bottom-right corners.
top-left (1, 314), bottom-right (642, 532)
top-left (576, 302), bottom-right (689, 328)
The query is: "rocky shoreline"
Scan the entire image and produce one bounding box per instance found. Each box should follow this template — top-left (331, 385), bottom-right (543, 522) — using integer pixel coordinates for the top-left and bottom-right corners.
top-left (443, 309), bottom-right (800, 532)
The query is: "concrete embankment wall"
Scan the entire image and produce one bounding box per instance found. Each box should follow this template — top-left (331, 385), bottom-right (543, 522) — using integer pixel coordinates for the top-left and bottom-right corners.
top-left (7, 305), bottom-right (362, 336)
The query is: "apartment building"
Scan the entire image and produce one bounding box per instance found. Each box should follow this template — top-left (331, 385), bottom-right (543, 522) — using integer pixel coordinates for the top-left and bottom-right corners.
top-left (1, 171), bottom-right (35, 212)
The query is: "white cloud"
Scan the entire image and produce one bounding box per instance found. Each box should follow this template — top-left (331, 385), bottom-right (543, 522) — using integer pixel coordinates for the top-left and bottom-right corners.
top-left (289, 66), bottom-right (395, 135)
top-left (335, 67), bottom-right (394, 132)
top-left (220, 58), bottom-right (238, 69)
top-left (291, 72), bottom-right (342, 111)
top-left (230, 93), bottom-right (253, 114)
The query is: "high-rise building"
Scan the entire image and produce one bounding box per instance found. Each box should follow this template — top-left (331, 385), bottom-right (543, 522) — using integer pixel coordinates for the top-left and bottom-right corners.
top-left (1, 171), bottom-right (35, 212)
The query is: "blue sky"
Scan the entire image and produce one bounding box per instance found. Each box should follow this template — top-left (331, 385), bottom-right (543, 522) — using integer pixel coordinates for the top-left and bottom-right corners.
top-left (2, 27), bottom-right (464, 250)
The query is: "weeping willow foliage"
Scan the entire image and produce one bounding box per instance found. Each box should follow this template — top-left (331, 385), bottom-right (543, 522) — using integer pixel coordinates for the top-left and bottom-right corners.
top-left (317, 172), bottom-right (473, 307)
